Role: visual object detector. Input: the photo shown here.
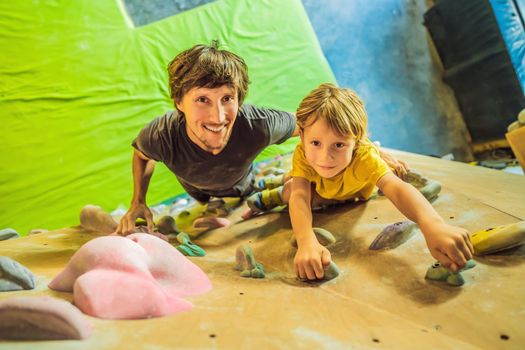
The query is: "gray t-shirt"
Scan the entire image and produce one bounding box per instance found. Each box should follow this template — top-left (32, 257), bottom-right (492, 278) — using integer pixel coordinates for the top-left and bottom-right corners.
top-left (132, 104), bottom-right (295, 200)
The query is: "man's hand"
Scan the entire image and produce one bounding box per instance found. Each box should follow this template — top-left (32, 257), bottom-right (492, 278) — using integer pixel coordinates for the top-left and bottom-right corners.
top-left (422, 221), bottom-right (474, 272)
top-left (115, 203), bottom-right (154, 236)
top-left (294, 240), bottom-right (332, 280)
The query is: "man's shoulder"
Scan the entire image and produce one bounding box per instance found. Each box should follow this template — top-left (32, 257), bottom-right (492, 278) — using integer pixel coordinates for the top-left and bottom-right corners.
top-left (239, 104), bottom-right (292, 120)
top-left (145, 110), bottom-right (182, 130)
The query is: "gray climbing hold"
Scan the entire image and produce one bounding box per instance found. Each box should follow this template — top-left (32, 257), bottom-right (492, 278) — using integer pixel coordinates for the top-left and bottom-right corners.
top-left (156, 216), bottom-right (178, 235)
top-left (0, 296), bottom-right (91, 340)
top-left (0, 228), bottom-right (20, 241)
top-left (323, 261), bottom-right (340, 281)
top-left (0, 256), bottom-right (35, 291)
top-left (369, 221), bottom-right (418, 250)
top-left (406, 170), bottom-right (441, 202)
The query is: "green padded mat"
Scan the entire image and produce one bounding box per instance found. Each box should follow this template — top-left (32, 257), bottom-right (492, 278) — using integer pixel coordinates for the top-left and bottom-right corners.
top-left (0, 0), bottom-right (335, 234)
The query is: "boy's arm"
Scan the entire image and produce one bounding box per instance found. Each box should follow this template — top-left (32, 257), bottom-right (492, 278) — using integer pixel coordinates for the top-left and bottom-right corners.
top-left (289, 177), bottom-right (331, 280)
top-left (115, 149), bottom-right (156, 235)
top-left (377, 173), bottom-right (473, 271)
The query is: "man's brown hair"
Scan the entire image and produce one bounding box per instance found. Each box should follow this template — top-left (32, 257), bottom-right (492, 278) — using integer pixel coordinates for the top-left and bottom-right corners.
top-left (167, 41), bottom-right (249, 106)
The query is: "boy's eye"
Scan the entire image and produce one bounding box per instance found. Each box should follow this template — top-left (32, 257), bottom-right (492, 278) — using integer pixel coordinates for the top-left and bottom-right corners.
top-left (334, 143), bottom-right (345, 149)
top-left (311, 140), bottom-right (320, 146)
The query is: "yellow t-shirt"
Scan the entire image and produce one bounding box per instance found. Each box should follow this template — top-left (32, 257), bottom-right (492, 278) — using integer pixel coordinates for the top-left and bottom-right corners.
top-left (290, 141), bottom-right (391, 201)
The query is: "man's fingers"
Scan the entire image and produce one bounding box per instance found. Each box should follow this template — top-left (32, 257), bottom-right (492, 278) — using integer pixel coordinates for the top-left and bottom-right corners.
top-left (146, 215), bottom-right (155, 233)
top-left (122, 217), bottom-right (136, 235)
top-left (114, 221), bottom-right (123, 235)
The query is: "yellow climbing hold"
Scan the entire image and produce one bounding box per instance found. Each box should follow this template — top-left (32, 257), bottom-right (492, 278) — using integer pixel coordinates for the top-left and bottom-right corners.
top-left (470, 221), bottom-right (525, 255)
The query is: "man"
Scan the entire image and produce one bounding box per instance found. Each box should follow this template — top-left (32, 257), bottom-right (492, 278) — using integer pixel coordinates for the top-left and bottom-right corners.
top-left (115, 42), bottom-right (407, 235)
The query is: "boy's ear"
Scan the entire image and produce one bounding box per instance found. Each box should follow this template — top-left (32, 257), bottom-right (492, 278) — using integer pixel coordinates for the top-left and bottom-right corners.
top-left (299, 128), bottom-right (304, 142)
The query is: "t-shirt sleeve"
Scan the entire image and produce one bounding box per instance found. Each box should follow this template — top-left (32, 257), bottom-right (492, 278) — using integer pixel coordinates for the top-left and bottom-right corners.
top-left (131, 114), bottom-right (172, 162)
top-left (352, 145), bottom-right (391, 185)
top-left (242, 105), bottom-right (296, 146)
top-left (290, 142), bottom-right (316, 180)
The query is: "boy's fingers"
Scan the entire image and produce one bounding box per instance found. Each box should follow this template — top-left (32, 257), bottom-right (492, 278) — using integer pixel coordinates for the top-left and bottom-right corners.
top-left (313, 260), bottom-right (324, 279)
top-left (459, 238), bottom-right (473, 261)
top-left (321, 250), bottom-right (331, 267)
top-left (464, 235), bottom-right (474, 255)
top-left (399, 159), bottom-right (409, 171)
top-left (433, 249), bottom-right (455, 271)
top-left (446, 246), bottom-right (467, 269)
top-left (296, 263), bottom-right (304, 279)
top-left (304, 264), bottom-right (317, 280)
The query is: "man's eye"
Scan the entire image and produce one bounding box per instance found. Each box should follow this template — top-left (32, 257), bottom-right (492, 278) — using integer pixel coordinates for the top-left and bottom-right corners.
top-left (196, 97), bottom-right (208, 103)
top-left (223, 96), bottom-right (234, 102)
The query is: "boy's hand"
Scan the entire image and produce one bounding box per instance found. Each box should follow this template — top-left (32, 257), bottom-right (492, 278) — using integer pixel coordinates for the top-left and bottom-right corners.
top-left (377, 148), bottom-right (409, 180)
top-left (422, 221), bottom-right (474, 272)
top-left (115, 203), bottom-right (154, 236)
top-left (294, 241), bottom-right (332, 280)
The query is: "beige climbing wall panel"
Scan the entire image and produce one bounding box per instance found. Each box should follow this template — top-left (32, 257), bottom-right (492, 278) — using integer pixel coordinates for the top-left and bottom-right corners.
top-left (0, 151), bottom-right (524, 349)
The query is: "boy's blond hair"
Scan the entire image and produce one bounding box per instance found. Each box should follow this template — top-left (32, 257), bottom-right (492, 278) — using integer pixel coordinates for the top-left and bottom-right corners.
top-left (296, 83), bottom-right (368, 143)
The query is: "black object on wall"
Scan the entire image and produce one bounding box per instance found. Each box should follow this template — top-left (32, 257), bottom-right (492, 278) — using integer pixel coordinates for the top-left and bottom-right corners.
top-left (424, 0), bottom-right (525, 144)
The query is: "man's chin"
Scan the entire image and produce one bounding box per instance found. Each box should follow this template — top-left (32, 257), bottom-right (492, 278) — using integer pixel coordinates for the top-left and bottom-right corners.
top-left (203, 140), bottom-right (227, 153)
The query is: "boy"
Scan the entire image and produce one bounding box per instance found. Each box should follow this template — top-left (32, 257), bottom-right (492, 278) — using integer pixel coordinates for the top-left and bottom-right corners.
top-left (246, 83), bottom-right (473, 280)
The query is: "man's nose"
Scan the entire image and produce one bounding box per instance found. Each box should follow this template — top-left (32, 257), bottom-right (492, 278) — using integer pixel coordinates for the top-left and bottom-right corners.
top-left (210, 102), bottom-right (226, 123)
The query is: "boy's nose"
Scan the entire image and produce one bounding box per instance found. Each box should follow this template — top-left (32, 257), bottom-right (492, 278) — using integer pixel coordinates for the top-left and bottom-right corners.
top-left (321, 149), bottom-right (334, 162)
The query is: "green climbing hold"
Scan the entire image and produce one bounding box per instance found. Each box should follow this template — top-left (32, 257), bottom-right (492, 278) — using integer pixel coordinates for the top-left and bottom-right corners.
top-left (175, 232), bottom-right (206, 257)
top-left (425, 259), bottom-right (476, 286)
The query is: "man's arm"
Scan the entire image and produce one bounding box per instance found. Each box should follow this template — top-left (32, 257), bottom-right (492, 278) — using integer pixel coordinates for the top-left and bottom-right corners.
top-left (377, 173), bottom-right (473, 271)
top-left (289, 177), bottom-right (331, 280)
top-left (291, 123), bottom-right (300, 137)
top-left (115, 149), bottom-right (156, 235)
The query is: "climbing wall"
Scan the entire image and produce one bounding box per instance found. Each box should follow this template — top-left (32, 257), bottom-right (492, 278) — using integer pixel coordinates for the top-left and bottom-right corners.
top-left (0, 151), bottom-right (524, 349)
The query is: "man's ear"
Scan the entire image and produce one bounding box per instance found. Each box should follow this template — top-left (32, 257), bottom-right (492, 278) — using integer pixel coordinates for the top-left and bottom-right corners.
top-left (175, 100), bottom-right (182, 111)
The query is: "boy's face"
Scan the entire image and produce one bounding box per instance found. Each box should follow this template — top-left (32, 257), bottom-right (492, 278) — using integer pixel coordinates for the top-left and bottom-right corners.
top-left (176, 85), bottom-right (239, 155)
top-left (300, 117), bottom-right (356, 179)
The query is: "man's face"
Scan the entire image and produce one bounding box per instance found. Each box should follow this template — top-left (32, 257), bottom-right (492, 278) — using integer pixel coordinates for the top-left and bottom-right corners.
top-left (300, 117), bottom-right (356, 179)
top-left (176, 85), bottom-right (239, 155)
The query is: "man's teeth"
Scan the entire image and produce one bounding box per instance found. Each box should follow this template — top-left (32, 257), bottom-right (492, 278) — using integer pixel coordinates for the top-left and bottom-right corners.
top-left (204, 125), bottom-right (225, 132)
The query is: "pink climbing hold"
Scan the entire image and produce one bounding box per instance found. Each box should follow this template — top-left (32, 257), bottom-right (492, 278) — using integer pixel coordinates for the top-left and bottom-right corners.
top-left (193, 216), bottom-right (231, 229)
top-left (49, 233), bottom-right (212, 319)
top-left (73, 270), bottom-right (192, 320)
